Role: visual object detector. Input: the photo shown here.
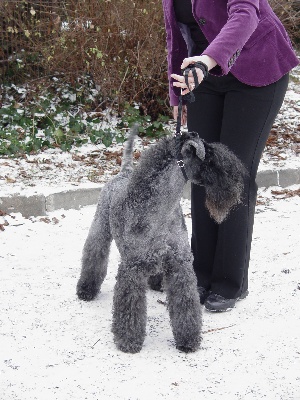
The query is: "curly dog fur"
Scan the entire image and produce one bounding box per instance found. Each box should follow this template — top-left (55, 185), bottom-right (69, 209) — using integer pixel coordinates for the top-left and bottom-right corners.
top-left (76, 125), bottom-right (247, 353)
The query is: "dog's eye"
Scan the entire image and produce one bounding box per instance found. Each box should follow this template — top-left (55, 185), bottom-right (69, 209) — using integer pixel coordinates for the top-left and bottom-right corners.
top-left (185, 145), bottom-right (196, 157)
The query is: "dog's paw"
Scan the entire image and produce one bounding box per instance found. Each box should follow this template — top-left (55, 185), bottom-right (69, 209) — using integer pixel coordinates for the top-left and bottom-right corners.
top-left (176, 344), bottom-right (198, 353)
top-left (77, 290), bottom-right (96, 301)
top-left (176, 336), bottom-right (202, 353)
top-left (148, 273), bottom-right (164, 292)
top-left (76, 282), bottom-right (99, 301)
top-left (116, 342), bottom-right (143, 354)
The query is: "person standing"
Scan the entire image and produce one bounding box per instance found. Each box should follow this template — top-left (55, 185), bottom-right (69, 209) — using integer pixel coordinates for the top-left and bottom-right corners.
top-left (162, 0), bottom-right (299, 311)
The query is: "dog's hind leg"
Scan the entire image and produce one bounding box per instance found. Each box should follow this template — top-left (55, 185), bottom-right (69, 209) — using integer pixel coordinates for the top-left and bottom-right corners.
top-left (112, 261), bottom-right (148, 353)
top-left (77, 196), bottom-right (112, 301)
top-left (163, 247), bottom-right (202, 352)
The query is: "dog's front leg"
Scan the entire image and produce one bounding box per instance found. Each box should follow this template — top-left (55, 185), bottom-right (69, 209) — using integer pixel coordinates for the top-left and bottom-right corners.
top-left (163, 250), bottom-right (202, 353)
top-left (112, 261), bottom-right (148, 353)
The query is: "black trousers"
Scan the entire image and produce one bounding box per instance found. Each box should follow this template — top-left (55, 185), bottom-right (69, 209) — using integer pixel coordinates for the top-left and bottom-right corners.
top-left (187, 72), bottom-right (289, 299)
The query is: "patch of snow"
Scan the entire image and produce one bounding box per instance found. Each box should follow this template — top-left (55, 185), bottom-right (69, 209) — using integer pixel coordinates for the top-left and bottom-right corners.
top-left (0, 190), bottom-right (299, 399)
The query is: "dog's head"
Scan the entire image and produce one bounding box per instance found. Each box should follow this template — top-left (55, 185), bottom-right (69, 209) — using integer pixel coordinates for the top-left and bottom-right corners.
top-left (180, 131), bottom-right (248, 223)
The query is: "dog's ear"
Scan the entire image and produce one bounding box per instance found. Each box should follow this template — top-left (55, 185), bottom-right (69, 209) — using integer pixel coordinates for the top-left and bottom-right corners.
top-left (181, 139), bottom-right (205, 160)
top-left (202, 143), bottom-right (248, 223)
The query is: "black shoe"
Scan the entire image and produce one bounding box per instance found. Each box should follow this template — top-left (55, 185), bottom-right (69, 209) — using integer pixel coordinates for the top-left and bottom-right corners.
top-left (204, 290), bottom-right (249, 312)
top-left (197, 286), bottom-right (210, 305)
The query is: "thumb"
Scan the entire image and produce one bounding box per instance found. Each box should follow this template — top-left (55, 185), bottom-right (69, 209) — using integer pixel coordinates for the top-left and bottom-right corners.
top-left (181, 58), bottom-right (194, 70)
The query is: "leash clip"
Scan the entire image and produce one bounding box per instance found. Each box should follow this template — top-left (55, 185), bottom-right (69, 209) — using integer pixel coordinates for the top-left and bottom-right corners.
top-left (174, 131), bottom-right (182, 138)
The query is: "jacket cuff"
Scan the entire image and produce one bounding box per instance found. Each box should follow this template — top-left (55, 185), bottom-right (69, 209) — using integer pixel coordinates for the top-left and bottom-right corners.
top-left (204, 48), bottom-right (242, 75)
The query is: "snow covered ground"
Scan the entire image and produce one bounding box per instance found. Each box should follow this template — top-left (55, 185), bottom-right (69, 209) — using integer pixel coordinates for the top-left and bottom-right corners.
top-left (1, 189), bottom-right (300, 400)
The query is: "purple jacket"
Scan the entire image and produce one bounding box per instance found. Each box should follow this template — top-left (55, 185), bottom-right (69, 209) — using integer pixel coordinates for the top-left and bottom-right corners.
top-left (162, 0), bottom-right (299, 106)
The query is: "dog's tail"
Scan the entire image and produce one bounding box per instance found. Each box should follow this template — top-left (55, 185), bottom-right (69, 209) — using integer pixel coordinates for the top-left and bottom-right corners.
top-left (120, 123), bottom-right (139, 173)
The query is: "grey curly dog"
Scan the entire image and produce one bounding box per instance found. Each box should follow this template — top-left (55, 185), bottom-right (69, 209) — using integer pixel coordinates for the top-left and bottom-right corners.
top-left (76, 125), bottom-right (246, 353)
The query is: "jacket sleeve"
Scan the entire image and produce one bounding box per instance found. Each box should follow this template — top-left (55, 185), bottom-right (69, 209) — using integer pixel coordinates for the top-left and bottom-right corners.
top-left (203, 0), bottom-right (260, 75)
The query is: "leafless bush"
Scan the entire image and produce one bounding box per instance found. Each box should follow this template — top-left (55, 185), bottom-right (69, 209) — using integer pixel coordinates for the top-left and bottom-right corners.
top-left (45, 1), bottom-right (169, 115)
top-left (270, 0), bottom-right (300, 45)
top-left (0, 0), bottom-right (169, 117)
top-left (0, 0), bottom-right (299, 117)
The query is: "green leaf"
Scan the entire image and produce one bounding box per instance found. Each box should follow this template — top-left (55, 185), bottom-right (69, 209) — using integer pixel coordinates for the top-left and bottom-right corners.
top-left (115, 134), bottom-right (126, 144)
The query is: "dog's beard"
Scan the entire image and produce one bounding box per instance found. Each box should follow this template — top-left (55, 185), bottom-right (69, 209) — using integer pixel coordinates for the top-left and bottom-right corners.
top-left (204, 181), bottom-right (244, 223)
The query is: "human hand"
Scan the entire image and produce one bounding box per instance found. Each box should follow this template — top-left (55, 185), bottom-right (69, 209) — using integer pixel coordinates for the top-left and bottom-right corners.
top-left (171, 64), bottom-right (205, 97)
top-left (171, 55), bottom-right (217, 96)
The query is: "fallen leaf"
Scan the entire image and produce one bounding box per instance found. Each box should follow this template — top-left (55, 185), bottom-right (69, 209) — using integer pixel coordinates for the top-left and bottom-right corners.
top-left (5, 176), bottom-right (16, 183)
